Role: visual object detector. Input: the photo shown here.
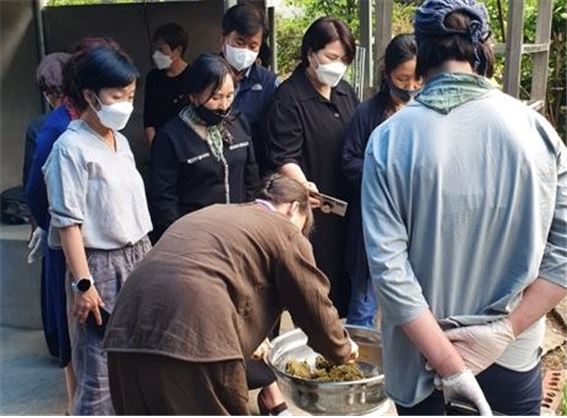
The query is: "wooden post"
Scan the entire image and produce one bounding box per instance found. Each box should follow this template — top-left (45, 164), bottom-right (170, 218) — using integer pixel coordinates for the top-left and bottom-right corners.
top-left (267, 5), bottom-right (277, 74)
top-left (502, 0), bottom-right (524, 98)
top-left (374, 0), bottom-right (392, 87)
top-left (359, 0), bottom-right (373, 88)
top-left (530, 0), bottom-right (553, 112)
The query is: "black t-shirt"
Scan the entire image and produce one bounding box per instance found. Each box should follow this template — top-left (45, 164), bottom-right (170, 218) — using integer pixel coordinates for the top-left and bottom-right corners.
top-left (143, 66), bottom-right (191, 130)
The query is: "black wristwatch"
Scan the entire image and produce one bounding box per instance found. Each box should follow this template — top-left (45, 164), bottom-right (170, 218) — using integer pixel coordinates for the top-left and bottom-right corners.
top-left (72, 276), bottom-right (94, 293)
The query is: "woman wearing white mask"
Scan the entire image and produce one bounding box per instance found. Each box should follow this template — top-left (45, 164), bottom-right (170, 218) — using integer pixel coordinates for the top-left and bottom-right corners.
top-left (266, 17), bottom-right (358, 318)
top-left (144, 22), bottom-right (190, 146)
top-left (43, 45), bottom-right (152, 415)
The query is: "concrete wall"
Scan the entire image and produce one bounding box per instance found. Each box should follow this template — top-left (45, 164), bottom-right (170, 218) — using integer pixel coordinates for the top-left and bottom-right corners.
top-left (0, 1), bottom-right (227, 193)
top-left (0, 0), bottom-right (43, 193)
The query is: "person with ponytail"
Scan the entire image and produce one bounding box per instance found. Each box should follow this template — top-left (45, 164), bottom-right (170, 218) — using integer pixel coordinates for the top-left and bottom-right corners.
top-left (104, 174), bottom-right (359, 415)
top-left (342, 34), bottom-right (422, 328)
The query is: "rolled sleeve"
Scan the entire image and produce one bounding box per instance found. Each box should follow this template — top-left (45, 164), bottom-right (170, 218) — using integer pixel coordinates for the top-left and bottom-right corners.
top-left (538, 142), bottom-right (567, 287)
top-left (43, 144), bottom-right (87, 228)
top-left (361, 134), bottom-right (429, 326)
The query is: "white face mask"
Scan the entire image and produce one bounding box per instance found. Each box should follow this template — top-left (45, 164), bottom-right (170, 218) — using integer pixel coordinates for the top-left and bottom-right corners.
top-left (224, 43), bottom-right (258, 72)
top-left (312, 54), bottom-right (348, 87)
top-left (90, 94), bottom-right (134, 131)
top-left (152, 50), bottom-right (173, 70)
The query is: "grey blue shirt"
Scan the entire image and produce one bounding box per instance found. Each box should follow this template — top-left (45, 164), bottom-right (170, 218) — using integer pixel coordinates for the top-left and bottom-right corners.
top-left (362, 73), bottom-right (567, 407)
top-left (43, 120), bottom-right (152, 250)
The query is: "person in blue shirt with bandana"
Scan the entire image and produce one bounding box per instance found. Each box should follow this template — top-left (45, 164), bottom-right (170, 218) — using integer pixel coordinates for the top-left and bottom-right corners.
top-left (220, 4), bottom-right (278, 176)
top-left (362, 0), bottom-right (566, 415)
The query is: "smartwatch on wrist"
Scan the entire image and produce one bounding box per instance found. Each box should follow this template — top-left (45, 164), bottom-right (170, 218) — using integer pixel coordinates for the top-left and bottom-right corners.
top-left (72, 276), bottom-right (94, 293)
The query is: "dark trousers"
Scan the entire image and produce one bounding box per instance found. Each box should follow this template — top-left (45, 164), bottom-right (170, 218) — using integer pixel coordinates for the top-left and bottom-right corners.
top-left (245, 318), bottom-right (281, 390)
top-left (246, 359), bottom-right (277, 389)
top-left (41, 246), bottom-right (71, 367)
top-left (108, 352), bottom-right (250, 415)
top-left (396, 363), bottom-right (542, 416)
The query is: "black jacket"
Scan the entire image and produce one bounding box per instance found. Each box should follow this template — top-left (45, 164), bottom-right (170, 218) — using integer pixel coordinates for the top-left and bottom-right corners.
top-left (150, 109), bottom-right (261, 239)
top-left (265, 66), bottom-right (359, 316)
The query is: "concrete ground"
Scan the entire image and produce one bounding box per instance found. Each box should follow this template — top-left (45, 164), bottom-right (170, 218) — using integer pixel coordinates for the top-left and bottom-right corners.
top-left (0, 312), bottom-right (395, 416)
top-left (0, 326), bottom-right (67, 415)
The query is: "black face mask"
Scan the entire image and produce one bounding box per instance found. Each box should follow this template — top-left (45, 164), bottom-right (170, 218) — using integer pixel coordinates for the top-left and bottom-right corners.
top-left (387, 79), bottom-right (422, 103)
top-left (195, 105), bottom-right (231, 126)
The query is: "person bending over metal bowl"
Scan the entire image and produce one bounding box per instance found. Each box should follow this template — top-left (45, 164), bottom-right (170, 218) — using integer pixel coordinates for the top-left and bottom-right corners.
top-left (103, 174), bottom-right (359, 415)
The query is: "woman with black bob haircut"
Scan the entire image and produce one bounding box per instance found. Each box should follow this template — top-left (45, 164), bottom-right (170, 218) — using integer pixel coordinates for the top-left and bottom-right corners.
top-left (43, 44), bottom-right (152, 415)
top-left (150, 53), bottom-right (260, 240)
top-left (266, 17), bottom-right (359, 317)
top-left (341, 34), bottom-right (422, 328)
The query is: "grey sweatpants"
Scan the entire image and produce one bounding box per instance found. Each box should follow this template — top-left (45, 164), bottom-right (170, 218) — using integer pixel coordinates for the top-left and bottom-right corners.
top-left (66, 237), bottom-right (151, 415)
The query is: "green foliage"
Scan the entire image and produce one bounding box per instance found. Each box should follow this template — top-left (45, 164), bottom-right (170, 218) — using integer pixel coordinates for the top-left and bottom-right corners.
top-left (275, 0), bottom-right (565, 137)
top-left (46, 0), bottom-right (135, 6)
top-left (47, 0), bottom-right (99, 5)
top-left (392, 1), bottom-right (418, 34)
top-left (275, 0), bottom-right (360, 76)
top-left (562, 383), bottom-right (567, 416)
top-left (544, 0), bottom-right (566, 139)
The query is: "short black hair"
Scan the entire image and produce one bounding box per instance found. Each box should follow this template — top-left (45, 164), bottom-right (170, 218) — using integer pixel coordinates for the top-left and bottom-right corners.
top-left (222, 4), bottom-right (267, 38)
top-left (63, 45), bottom-right (139, 112)
top-left (300, 17), bottom-right (356, 68)
top-left (153, 22), bottom-right (189, 56)
top-left (416, 11), bottom-right (494, 78)
top-left (184, 54), bottom-right (232, 103)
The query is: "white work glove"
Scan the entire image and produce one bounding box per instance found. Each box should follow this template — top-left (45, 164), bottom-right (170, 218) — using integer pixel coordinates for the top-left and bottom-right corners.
top-left (251, 338), bottom-right (273, 362)
top-left (442, 369), bottom-right (492, 416)
top-left (347, 338), bottom-right (359, 363)
top-left (444, 319), bottom-right (515, 375)
top-left (27, 227), bottom-right (46, 264)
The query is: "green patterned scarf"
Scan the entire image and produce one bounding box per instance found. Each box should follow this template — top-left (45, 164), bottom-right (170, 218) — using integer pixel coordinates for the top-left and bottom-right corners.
top-left (179, 106), bottom-right (232, 161)
top-left (179, 105), bottom-right (232, 203)
top-left (416, 72), bottom-right (496, 115)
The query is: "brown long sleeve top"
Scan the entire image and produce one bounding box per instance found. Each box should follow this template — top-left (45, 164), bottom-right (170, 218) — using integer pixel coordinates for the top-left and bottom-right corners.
top-left (103, 203), bottom-right (352, 364)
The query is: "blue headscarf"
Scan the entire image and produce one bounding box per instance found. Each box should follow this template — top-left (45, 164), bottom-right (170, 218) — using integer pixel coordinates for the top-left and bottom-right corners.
top-left (414, 0), bottom-right (491, 72)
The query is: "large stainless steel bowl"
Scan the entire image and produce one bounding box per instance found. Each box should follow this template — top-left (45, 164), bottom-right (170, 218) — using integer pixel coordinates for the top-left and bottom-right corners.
top-left (267, 325), bottom-right (388, 415)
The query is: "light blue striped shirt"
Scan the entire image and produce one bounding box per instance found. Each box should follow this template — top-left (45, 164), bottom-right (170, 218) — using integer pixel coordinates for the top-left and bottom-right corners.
top-left (362, 85), bottom-right (566, 406)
